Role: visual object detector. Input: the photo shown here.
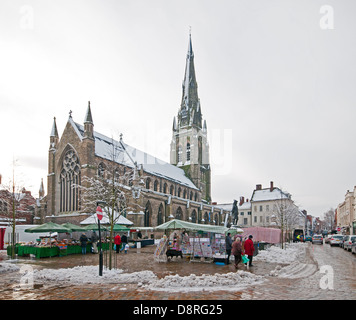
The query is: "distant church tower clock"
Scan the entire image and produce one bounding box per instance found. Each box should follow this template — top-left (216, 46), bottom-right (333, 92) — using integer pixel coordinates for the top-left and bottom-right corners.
top-left (170, 33), bottom-right (211, 203)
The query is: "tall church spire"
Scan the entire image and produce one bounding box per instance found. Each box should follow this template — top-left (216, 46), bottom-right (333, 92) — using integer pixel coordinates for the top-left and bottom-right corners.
top-left (171, 32), bottom-right (211, 203)
top-left (179, 32), bottom-right (202, 129)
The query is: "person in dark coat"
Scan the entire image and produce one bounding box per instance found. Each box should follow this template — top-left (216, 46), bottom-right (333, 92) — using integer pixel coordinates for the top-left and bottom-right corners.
top-left (231, 236), bottom-right (242, 269)
top-left (120, 233), bottom-right (128, 252)
top-left (244, 235), bottom-right (255, 267)
top-left (79, 233), bottom-right (88, 255)
top-left (225, 233), bottom-right (233, 264)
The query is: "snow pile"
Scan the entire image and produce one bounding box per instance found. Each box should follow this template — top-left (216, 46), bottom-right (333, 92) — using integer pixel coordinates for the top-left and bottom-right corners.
top-left (254, 243), bottom-right (306, 264)
top-left (269, 261), bottom-right (317, 278)
top-left (31, 264), bottom-right (264, 292)
top-left (143, 271), bottom-right (264, 292)
top-left (0, 262), bottom-right (20, 274)
top-left (34, 266), bottom-right (157, 285)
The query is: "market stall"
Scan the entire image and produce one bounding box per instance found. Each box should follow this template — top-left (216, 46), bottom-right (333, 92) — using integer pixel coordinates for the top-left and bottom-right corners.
top-left (154, 219), bottom-right (243, 263)
top-left (5, 222), bottom-right (119, 259)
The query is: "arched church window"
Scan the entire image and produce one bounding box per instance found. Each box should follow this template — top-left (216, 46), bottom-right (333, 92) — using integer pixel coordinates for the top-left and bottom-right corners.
top-left (178, 145), bottom-right (182, 163)
top-left (176, 207), bottom-right (183, 220)
top-left (170, 185), bottom-right (174, 195)
top-left (163, 183), bottom-right (168, 193)
top-left (198, 136), bottom-right (202, 164)
top-left (157, 204), bottom-right (164, 226)
top-left (214, 213), bottom-right (219, 225)
top-left (204, 212), bottom-right (209, 224)
top-left (114, 168), bottom-right (120, 183)
top-left (191, 210), bottom-right (197, 223)
top-left (98, 163), bottom-right (105, 177)
top-left (59, 149), bottom-right (81, 212)
top-left (154, 180), bottom-right (159, 192)
top-left (146, 178), bottom-right (151, 190)
top-left (186, 143), bottom-right (191, 161)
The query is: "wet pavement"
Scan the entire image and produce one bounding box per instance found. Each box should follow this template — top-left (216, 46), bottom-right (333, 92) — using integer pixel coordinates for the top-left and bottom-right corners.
top-left (1, 242), bottom-right (356, 300)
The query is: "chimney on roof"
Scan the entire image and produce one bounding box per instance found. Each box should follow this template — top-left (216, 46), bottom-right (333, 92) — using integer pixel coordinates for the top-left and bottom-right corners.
top-left (270, 181), bottom-right (274, 192)
top-left (239, 196), bottom-right (245, 206)
top-left (256, 184), bottom-right (262, 190)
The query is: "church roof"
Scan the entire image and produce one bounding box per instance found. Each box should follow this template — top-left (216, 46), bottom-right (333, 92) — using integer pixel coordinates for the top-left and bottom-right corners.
top-left (71, 120), bottom-right (198, 190)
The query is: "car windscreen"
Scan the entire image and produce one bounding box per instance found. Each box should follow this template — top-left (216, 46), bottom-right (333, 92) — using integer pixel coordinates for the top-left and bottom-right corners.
top-left (333, 236), bottom-right (343, 239)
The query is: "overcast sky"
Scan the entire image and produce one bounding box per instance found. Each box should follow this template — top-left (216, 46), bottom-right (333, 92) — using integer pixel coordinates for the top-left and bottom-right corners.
top-left (1, 0), bottom-right (355, 218)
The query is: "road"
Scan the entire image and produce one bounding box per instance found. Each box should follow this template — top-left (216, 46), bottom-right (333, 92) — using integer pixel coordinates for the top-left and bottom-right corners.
top-left (242, 242), bottom-right (356, 300)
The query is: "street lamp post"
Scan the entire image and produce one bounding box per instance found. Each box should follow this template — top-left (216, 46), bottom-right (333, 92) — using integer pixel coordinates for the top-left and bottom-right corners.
top-left (96, 204), bottom-right (104, 276)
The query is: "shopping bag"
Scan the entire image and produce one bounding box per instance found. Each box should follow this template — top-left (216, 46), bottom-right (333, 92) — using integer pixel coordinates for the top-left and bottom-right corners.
top-left (114, 244), bottom-right (116, 250)
top-left (242, 255), bottom-right (249, 264)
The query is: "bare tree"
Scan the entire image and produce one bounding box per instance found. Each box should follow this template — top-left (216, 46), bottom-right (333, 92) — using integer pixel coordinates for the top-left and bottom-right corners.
top-left (77, 137), bottom-right (146, 269)
top-left (323, 208), bottom-right (335, 232)
top-left (0, 160), bottom-right (27, 258)
top-left (272, 196), bottom-right (300, 249)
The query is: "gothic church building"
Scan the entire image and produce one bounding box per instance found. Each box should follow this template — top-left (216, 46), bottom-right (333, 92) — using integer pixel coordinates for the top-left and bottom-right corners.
top-left (43, 35), bottom-right (230, 228)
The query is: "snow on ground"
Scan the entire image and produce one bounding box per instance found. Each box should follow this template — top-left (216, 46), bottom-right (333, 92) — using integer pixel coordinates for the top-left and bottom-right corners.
top-left (32, 266), bottom-right (264, 292)
top-left (0, 262), bottom-right (20, 274)
top-left (143, 271), bottom-right (264, 292)
top-left (34, 266), bottom-right (157, 285)
top-left (254, 242), bottom-right (306, 264)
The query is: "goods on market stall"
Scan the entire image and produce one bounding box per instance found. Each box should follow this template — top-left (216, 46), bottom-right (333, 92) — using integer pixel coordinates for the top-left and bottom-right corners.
top-left (190, 237), bottom-right (213, 262)
top-left (211, 234), bottom-right (226, 255)
top-left (154, 236), bottom-right (168, 262)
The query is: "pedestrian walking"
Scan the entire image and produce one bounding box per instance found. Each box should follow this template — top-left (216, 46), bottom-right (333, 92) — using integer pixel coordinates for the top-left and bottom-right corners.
top-left (231, 236), bottom-right (242, 269)
top-left (124, 243), bottom-right (129, 254)
top-left (79, 233), bottom-right (88, 255)
top-left (114, 233), bottom-right (121, 253)
top-left (244, 235), bottom-right (255, 267)
top-left (225, 232), bottom-right (233, 265)
top-left (91, 231), bottom-right (98, 253)
top-left (120, 232), bottom-right (128, 252)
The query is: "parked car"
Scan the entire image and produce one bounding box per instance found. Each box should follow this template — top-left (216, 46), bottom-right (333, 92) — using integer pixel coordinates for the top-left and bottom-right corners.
top-left (325, 235), bottom-right (332, 244)
top-left (305, 236), bottom-right (312, 242)
top-left (352, 243), bottom-right (356, 254)
top-left (343, 235), bottom-right (356, 251)
top-left (340, 235), bottom-right (349, 249)
top-left (329, 235), bottom-right (344, 246)
top-left (312, 235), bottom-right (323, 245)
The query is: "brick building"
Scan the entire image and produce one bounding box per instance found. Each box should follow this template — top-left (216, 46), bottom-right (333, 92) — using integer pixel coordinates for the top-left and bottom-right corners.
top-left (0, 188), bottom-right (36, 226)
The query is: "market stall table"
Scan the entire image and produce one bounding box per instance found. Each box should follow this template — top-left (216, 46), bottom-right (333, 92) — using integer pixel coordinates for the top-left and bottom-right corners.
top-left (132, 239), bottom-right (154, 248)
top-left (17, 245), bottom-right (59, 258)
